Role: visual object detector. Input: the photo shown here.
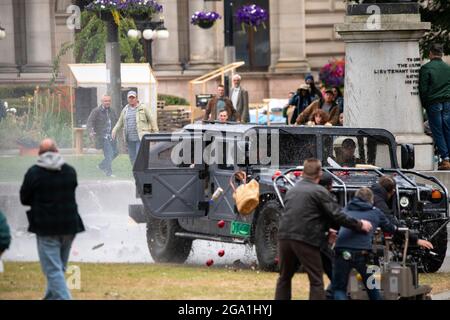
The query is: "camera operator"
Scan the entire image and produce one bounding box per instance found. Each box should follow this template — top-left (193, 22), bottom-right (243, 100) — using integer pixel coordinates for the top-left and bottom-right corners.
top-left (371, 176), bottom-right (433, 249)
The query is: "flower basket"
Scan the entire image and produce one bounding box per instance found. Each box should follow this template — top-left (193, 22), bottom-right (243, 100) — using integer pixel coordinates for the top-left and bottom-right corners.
top-left (86, 0), bottom-right (163, 25)
top-left (319, 58), bottom-right (345, 88)
top-left (235, 4), bottom-right (268, 32)
top-left (191, 11), bottom-right (221, 29)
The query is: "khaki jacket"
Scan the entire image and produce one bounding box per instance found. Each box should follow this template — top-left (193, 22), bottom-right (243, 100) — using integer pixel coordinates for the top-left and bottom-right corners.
top-left (112, 103), bottom-right (158, 140)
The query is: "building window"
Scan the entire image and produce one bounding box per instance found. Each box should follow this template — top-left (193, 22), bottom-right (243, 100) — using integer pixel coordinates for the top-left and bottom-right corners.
top-left (232, 0), bottom-right (270, 72)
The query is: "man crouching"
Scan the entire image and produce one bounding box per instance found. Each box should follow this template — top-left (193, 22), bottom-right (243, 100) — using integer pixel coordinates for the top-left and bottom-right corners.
top-left (332, 187), bottom-right (397, 300)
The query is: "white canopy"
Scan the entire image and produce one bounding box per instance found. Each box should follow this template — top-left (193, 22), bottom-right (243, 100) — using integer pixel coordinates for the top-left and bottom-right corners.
top-left (68, 63), bottom-right (158, 122)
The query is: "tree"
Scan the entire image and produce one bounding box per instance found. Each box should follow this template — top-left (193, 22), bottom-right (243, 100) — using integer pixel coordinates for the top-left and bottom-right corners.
top-left (419, 0), bottom-right (450, 57)
top-left (74, 11), bottom-right (144, 63)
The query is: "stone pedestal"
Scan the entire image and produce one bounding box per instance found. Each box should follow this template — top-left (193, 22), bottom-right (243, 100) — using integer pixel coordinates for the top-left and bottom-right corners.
top-left (0, 0), bottom-right (18, 73)
top-left (336, 3), bottom-right (434, 170)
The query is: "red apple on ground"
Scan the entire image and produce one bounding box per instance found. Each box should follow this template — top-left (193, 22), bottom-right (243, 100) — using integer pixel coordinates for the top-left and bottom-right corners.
top-left (217, 220), bottom-right (225, 228)
top-left (206, 259), bottom-right (214, 267)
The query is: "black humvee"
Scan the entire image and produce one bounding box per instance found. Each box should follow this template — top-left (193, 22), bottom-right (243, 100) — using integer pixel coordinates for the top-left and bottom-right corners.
top-left (129, 123), bottom-right (449, 272)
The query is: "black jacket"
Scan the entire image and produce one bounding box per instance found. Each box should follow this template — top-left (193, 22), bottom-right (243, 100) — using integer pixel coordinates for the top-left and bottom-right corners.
top-left (86, 105), bottom-right (118, 149)
top-left (20, 163), bottom-right (85, 236)
top-left (371, 183), bottom-right (418, 244)
top-left (278, 177), bottom-right (363, 247)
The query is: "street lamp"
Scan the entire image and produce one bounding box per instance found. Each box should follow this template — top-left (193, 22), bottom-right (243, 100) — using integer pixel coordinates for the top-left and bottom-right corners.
top-left (128, 18), bottom-right (169, 67)
top-left (0, 26), bottom-right (6, 40)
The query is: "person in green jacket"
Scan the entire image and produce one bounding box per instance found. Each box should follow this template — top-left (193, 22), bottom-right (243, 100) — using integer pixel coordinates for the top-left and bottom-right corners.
top-left (112, 91), bottom-right (159, 164)
top-left (419, 43), bottom-right (450, 170)
top-left (0, 210), bottom-right (11, 257)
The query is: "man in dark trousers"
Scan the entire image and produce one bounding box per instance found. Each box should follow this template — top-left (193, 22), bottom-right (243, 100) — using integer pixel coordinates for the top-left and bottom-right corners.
top-left (419, 43), bottom-right (450, 170)
top-left (275, 158), bottom-right (372, 300)
top-left (87, 94), bottom-right (118, 176)
top-left (371, 176), bottom-right (433, 249)
top-left (20, 139), bottom-right (85, 300)
top-left (204, 84), bottom-right (240, 122)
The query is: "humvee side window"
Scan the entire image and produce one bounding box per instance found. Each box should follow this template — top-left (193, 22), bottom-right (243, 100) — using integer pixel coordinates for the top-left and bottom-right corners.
top-left (322, 135), bottom-right (393, 168)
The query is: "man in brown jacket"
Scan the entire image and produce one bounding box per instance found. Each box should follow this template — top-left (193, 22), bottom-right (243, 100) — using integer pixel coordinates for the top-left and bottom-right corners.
top-left (296, 89), bottom-right (339, 125)
top-left (204, 84), bottom-right (240, 122)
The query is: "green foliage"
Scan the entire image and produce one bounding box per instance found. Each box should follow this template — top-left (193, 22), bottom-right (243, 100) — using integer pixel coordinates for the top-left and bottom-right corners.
top-left (419, 0), bottom-right (450, 57)
top-left (158, 94), bottom-right (189, 106)
top-left (74, 11), bottom-right (144, 63)
top-left (0, 92), bottom-right (73, 150)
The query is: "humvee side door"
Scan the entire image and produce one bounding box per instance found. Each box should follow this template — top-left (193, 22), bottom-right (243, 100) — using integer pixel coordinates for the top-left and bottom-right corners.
top-left (133, 133), bottom-right (206, 219)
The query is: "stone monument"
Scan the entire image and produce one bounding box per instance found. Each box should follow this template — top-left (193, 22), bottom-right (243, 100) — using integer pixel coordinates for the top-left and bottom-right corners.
top-left (336, 1), bottom-right (434, 170)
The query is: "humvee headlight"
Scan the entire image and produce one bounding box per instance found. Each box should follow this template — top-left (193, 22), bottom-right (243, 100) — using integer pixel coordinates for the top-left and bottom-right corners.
top-left (400, 196), bottom-right (410, 208)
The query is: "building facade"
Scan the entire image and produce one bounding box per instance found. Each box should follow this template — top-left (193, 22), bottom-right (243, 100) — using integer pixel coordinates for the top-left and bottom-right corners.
top-left (0, 0), bottom-right (346, 102)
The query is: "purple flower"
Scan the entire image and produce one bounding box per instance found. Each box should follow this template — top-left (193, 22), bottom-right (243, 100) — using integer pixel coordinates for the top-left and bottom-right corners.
top-left (191, 11), bottom-right (221, 26)
top-left (235, 4), bottom-right (268, 27)
top-left (319, 59), bottom-right (345, 88)
top-left (86, 0), bottom-right (163, 14)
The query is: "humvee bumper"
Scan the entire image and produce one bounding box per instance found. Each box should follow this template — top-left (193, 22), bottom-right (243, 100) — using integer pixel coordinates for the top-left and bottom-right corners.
top-left (129, 204), bottom-right (146, 223)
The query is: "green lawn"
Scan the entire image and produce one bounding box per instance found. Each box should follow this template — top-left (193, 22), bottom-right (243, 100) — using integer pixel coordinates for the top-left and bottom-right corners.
top-left (1, 262), bottom-right (449, 300)
top-left (0, 154), bottom-right (133, 182)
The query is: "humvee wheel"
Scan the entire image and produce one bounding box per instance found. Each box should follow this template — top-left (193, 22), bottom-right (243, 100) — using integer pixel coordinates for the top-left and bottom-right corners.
top-left (255, 199), bottom-right (282, 272)
top-left (421, 223), bottom-right (448, 273)
top-left (146, 217), bottom-right (192, 263)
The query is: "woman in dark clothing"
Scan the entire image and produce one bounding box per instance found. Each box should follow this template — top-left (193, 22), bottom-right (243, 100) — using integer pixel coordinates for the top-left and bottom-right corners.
top-left (289, 84), bottom-right (313, 125)
top-left (305, 74), bottom-right (323, 101)
top-left (332, 86), bottom-right (344, 113)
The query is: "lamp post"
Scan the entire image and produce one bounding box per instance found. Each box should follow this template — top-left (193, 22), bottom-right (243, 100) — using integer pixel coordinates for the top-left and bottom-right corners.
top-left (128, 18), bottom-right (169, 67)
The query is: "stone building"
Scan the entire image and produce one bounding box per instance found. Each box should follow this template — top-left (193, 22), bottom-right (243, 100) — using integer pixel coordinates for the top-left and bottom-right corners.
top-left (0, 0), bottom-right (346, 102)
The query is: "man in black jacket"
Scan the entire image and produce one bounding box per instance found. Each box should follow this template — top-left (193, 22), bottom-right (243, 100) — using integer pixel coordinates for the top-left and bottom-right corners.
top-left (86, 94), bottom-right (118, 176)
top-left (274, 159), bottom-right (372, 300)
top-left (371, 176), bottom-right (433, 249)
top-left (20, 139), bottom-right (85, 300)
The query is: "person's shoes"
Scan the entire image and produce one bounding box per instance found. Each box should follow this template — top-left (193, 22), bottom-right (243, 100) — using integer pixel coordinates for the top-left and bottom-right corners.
top-left (97, 164), bottom-right (106, 172)
top-left (105, 171), bottom-right (115, 177)
top-left (438, 160), bottom-right (450, 170)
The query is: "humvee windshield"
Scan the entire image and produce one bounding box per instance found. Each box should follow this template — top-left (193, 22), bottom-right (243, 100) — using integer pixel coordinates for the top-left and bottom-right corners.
top-left (322, 134), bottom-right (394, 169)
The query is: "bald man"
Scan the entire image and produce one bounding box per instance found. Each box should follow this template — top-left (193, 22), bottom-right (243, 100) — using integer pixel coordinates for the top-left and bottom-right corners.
top-left (20, 139), bottom-right (85, 300)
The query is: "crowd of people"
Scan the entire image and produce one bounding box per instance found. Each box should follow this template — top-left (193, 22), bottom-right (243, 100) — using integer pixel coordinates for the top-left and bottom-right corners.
top-left (275, 159), bottom-right (434, 300)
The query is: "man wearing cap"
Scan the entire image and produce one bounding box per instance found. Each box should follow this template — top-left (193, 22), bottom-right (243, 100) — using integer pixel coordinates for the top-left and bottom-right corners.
top-left (288, 84), bottom-right (313, 125)
top-left (112, 90), bottom-right (158, 164)
top-left (296, 89), bottom-right (339, 125)
top-left (419, 43), bottom-right (450, 170)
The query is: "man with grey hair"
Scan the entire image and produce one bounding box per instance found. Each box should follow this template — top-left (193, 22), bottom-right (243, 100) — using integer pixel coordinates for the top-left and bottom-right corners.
top-left (419, 43), bottom-right (450, 170)
top-left (230, 74), bottom-right (249, 123)
top-left (332, 187), bottom-right (397, 300)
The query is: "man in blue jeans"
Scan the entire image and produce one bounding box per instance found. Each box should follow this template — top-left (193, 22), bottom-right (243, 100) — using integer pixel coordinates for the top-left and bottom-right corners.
top-left (20, 139), bottom-right (85, 299)
top-left (419, 43), bottom-right (450, 170)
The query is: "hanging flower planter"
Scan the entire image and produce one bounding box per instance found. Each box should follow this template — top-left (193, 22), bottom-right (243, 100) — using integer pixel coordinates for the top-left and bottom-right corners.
top-left (319, 58), bottom-right (345, 88)
top-left (235, 4), bottom-right (268, 32)
top-left (86, 0), bottom-right (163, 25)
top-left (191, 11), bottom-right (221, 29)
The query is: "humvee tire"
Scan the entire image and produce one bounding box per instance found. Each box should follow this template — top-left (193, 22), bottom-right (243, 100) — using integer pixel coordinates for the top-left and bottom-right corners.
top-left (255, 199), bottom-right (282, 272)
top-left (146, 217), bottom-right (193, 263)
top-left (421, 223), bottom-right (448, 273)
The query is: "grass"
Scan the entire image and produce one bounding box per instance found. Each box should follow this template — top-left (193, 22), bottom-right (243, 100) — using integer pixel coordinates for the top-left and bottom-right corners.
top-left (0, 154), bottom-right (133, 182)
top-left (1, 262), bottom-right (449, 300)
